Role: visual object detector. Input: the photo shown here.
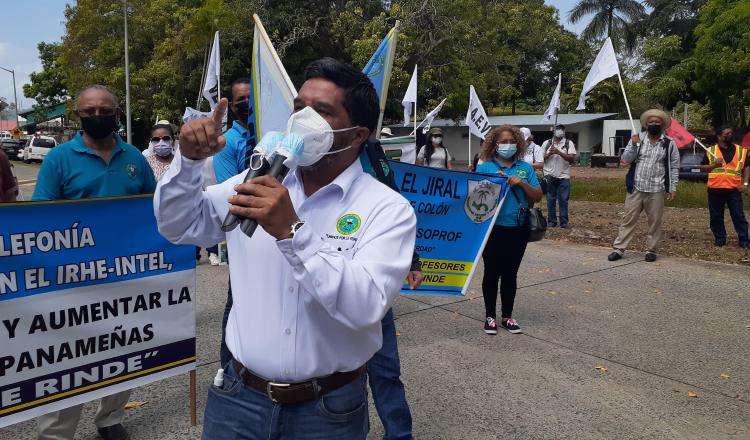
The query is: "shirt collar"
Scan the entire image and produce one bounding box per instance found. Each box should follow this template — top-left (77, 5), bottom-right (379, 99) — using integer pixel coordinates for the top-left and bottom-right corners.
top-left (70, 131), bottom-right (127, 155)
top-left (230, 121), bottom-right (249, 137)
top-left (285, 158), bottom-right (365, 202)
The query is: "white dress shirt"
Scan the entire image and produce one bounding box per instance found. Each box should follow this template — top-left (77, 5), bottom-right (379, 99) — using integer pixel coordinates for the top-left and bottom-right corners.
top-left (154, 151), bottom-right (416, 382)
top-left (542, 138), bottom-right (577, 179)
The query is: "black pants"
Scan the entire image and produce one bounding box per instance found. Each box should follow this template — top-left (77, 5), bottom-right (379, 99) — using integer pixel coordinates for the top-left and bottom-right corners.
top-left (481, 225), bottom-right (529, 319)
top-left (708, 189), bottom-right (749, 245)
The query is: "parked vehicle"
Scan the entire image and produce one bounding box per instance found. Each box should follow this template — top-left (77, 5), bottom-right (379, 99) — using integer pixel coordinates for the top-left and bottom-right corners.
top-left (20, 135), bottom-right (57, 163)
top-left (678, 150), bottom-right (708, 182)
top-left (0, 131), bottom-right (12, 140)
top-left (0, 139), bottom-right (25, 159)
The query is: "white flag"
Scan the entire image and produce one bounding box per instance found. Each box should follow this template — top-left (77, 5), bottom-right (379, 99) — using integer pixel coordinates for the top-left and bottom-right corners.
top-left (252, 14), bottom-right (297, 139)
top-left (543, 74), bottom-right (562, 122)
top-left (202, 32), bottom-right (221, 108)
top-left (465, 85), bottom-right (491, 140)
top-left (417, 98), bottom-right (447, 133)
top-left (577, 38), bottom-right (620, 110)
top-left (402, 65), bottom-right (417, 127)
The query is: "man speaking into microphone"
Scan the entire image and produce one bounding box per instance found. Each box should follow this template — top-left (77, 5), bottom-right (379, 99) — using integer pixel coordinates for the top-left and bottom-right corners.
top-left (154, 58), bottom-right (416, 439)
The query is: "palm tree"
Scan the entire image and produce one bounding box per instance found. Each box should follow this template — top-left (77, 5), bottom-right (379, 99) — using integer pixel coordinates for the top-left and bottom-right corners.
top-left (568, 0), bottom-right (646, 52)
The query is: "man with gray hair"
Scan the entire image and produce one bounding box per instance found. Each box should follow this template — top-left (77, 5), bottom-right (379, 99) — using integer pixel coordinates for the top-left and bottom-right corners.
top-left (33, 84), bottom-right (155, 440)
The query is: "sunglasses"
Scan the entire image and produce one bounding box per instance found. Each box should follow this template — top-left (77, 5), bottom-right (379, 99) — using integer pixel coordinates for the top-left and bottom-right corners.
top-left (150, 136), bottom-right (173, 142)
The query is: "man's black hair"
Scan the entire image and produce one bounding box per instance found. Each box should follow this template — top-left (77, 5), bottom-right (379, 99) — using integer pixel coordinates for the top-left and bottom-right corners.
top-left (719, 125), bottom-right (734, 134)
top-left (303, 57), bottom-right (379, 134)
top-left (555, 124), bottom-right (565, 130)
top-left (230, 77), bottom-right (250, 101)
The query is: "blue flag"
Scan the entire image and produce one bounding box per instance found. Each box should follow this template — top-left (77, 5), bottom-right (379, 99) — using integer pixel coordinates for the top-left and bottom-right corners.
top-left (363, 27), bottom-right (397, 108)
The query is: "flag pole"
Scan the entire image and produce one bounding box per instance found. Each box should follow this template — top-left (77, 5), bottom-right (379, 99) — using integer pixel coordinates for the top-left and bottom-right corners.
top-left (468, 129), bottom-right (471, 168)
top-left (616, 70), bottom-right (638, 136)
top-left (216, 31), bottom-right (221, 103)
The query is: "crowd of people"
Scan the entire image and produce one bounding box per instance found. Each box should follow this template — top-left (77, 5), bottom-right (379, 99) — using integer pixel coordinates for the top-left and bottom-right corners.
top-left (0, 55), bottom-right (748, 439)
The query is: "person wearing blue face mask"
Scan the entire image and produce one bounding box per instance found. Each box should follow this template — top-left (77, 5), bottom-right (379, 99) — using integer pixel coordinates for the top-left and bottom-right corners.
top-left (476, 125), bottom-right (542, 335)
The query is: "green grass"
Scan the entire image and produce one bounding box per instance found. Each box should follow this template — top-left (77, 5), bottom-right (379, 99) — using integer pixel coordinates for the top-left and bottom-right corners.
top-left (569, 178), bottom-right (717, 209)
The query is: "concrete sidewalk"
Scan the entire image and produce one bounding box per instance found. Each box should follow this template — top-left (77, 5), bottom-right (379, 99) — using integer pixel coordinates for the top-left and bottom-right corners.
top-left (2, 242), bottom-right (748, 439)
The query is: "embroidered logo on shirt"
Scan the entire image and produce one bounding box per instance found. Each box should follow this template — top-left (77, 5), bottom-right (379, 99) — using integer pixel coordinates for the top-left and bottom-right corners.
top-left (126, 163), bottom-right (137, 179)
top-left (336, 214), bottom-right (361, 235)
top-left (464, 179), bottom-right (502, 224)
top-left (379, 159), bottom-right (391, 176)
top-left (516, 169), bottom-right (528, 179)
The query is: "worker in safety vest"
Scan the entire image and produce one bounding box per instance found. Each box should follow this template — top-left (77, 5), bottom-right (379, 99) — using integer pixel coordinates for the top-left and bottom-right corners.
top-left (699, 126), bottom-right (750, 248)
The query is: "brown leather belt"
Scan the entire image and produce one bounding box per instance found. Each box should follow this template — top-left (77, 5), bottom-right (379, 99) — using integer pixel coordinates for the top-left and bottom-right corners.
top-left (232, 359), bottom-right (365, 405)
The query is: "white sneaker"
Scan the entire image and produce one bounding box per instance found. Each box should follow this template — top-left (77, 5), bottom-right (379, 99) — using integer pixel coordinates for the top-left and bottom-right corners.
top-left (208, 253), bottom-right (220, 266)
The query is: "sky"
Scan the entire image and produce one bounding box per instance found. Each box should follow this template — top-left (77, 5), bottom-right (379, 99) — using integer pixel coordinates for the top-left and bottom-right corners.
top-left (0, 0), bottom-right (584, 113)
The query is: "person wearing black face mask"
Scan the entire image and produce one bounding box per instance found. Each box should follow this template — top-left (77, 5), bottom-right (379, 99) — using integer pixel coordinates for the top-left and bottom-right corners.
top-left (699, 126), bottom-right (750, 248)
top-left (608, 109), bottom-right (679, 263)
top-left (33, 85), bottom-right (155, 440)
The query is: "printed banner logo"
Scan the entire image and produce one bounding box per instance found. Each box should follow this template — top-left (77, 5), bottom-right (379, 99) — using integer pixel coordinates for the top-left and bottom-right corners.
top-left (336, 214), bottom-right (361, 235)
top-left (464, 179), bottom-right (502, 224)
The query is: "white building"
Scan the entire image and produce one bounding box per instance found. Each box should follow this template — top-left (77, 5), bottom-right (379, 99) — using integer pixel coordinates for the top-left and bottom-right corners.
top-left (389, 113), bottom-right (618, 164)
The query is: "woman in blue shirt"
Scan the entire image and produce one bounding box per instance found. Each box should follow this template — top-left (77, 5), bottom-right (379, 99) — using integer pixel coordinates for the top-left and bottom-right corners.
top-left (476, 125), bottom-right (542, 335)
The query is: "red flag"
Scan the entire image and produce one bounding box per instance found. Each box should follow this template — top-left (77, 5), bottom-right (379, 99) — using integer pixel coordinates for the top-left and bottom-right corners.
top-left (742, 132), bottom-right (750, 149)
top-left (665, 120), bottom-right (696, 149)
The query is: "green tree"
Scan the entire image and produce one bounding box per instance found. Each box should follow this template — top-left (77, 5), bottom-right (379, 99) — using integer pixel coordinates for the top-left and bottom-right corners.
top-left (23, 42), bottom-right (68, 107)
top-left (568, 0), bottom-right (645, 52)
top-left (693, 0), bottom-right (750, 129)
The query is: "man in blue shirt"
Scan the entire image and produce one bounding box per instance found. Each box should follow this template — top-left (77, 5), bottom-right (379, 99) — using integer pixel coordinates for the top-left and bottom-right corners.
top-left (34, 85), bottom-right (155, 440)
top-left (213, 78), bottom-right (255, 183)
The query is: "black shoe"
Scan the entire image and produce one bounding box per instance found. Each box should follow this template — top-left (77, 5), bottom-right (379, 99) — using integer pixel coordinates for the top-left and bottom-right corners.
top-left (484, 317), bottom-right (498, 335)
top-left (645, 252), bottom-right (657, 262)
top-left (560, 223), bottom-right (569, 229)
top-left (549, 222), bottom-right (557, 228)
top-left (714, 240), bottom-right (726, 247)
top-left (98, 424), bottom-right (130, 440)
top-left (607, 251), bottom-right (623, 261)
top-left (501, 318), bottom-right (522, 334)
top-left (739, 242), bottom-right (750, 249)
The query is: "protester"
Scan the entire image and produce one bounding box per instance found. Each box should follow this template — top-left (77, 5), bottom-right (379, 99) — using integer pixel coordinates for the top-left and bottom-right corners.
top-left (417, 127), bottom-right (453, 169)
top-left (699, 126), bottom-right (749, 248)
top-left (542, 124), bottom-right (576, 227)
top-left (476, 125), bottom-right (542, 335)
top-left (521, 127), bottom-right (543, 170)
top-left (145, 123), bottom-right (176, 181)
top-left (381, 127), bottom-right (394, 138)
top-left (33, 84), bottom-right (156, 440)
top-left (142, 119), bottom-right (178, 158)
top-left (0, 149), bottom-right (18, 202)
top-left (154, 58), bottom-right (416, 439)
top-left (608, 109), bottom-right (679, 262)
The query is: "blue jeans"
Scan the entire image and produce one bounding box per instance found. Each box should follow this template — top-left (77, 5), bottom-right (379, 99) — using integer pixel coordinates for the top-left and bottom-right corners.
top-left (546, 176), bottom-right (570, 225)
top-left (202, 361), bottom-right (369, 440)
top-left (708, 189), bottom-right (750, 245)
top-left (367, 309), bottom-right (413, 440)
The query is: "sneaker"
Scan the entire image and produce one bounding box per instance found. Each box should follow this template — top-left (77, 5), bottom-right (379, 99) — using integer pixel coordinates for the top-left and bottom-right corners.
top-left (208, 253), bottom-right (220, 266)
top-left (644, 252), bottom-right (657, 262)
top-left (607, 251), bottom-right (623, 261)
top-left (501, 318), bottom-right (522, 334)
top-left (549, 222), bottom-right (558, 228)
top-left (484, 317), bottom-right (498, 335)
top-left (560, 223), bottom-right (569, 229)
top-left (714, 240), bottom-right (726, 247)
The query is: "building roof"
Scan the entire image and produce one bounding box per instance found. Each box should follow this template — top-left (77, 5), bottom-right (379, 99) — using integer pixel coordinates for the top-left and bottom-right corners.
top-left (0, 120), bottom-right (18, 131)
top-left (390, 113), bottom-right (618, 129)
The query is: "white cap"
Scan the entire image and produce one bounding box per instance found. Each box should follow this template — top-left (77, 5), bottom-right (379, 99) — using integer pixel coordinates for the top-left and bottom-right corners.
top-left (520, 127), bottom-right (531, 141)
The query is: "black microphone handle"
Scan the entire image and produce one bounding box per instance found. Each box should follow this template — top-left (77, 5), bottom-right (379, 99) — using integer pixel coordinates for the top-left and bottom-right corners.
top-left (239, 154), bottom-right (289, 238)
top-left (220, 155), bottom-right (271, 232)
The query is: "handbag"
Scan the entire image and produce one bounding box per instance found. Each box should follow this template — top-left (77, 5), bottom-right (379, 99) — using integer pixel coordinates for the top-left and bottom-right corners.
top-left (510, 187), bottom-right (547, 242)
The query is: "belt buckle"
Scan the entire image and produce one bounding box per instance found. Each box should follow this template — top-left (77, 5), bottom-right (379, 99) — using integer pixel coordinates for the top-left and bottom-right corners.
top-left (266, 382), bottom-right (290, 403)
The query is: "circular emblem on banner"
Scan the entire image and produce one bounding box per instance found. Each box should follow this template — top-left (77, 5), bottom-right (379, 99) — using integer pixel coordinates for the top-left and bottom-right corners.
top-left (337, 214), bottom-right (361, 235)
top-left (126, 163), bottom-right (137, 179)
top-left (464, 179), bottom-right (502, 224)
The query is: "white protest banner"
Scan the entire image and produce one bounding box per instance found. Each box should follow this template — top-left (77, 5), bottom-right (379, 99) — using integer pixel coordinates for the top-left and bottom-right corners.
top-left (417, 98), bottom-right (447, 134)
top-left (543, 74), bottom-right (562, 123)
top-left (576, 37), bottom-right (620, 111)
top-left (0, 196), bottom-right (195, 427)
top-left (465, 85), bottom-right (491, 140)
top-left (202, 31), bottom-right (220, 108)
top-left (402, 65), bottom-right (417, 127)
top-left (182, 107), bottom-right (212, 123)
top-left (381, 135), bottom-right (417, 164)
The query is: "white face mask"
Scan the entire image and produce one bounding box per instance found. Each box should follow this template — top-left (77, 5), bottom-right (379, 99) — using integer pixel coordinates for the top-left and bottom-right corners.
top-left (554, 129), bottom-right (565, 138)
top-left (285, 106), bottom-right (359, 167)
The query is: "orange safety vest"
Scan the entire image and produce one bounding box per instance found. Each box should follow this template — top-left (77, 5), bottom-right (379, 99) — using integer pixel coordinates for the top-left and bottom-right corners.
top-left (708, 144), bottom-right (747, 189)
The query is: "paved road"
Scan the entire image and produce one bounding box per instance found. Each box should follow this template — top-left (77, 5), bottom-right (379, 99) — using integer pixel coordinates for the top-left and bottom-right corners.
top-left (10, 160), bottom-right (40, 200)
top-left (2, 241), bottom-right (748, 440)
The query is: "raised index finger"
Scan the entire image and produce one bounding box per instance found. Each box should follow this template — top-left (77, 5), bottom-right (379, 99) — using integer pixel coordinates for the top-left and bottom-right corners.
top-left (212, 98), bottom-right (229, 127)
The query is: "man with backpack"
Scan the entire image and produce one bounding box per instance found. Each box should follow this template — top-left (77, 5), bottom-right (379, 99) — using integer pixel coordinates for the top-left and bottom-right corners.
top-left (542, 124), bottom-right (576, 228)
top-left (608, 109), bottom-right (680, 262)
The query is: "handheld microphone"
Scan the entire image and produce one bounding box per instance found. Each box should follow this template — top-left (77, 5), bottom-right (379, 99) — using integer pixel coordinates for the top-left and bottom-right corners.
top-left (221, 132), bottom-right (285, 232)
top-left (237, 133), bottom-right (304, 239)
